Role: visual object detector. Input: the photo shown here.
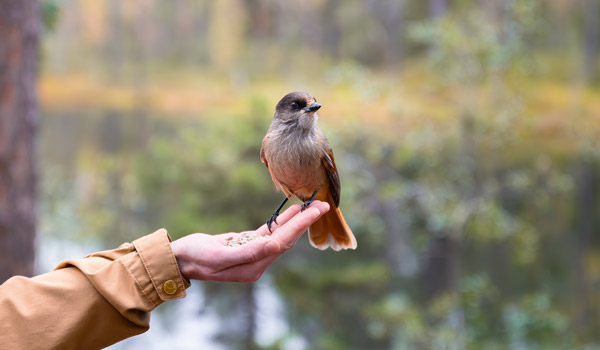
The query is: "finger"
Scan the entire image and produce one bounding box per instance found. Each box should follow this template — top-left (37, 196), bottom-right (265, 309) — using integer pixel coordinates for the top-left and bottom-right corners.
top-left (210, 206), bottom-right (302, 268)
top-left (210, 248), bottom-right (283, 283)
top-left (256, 200), bottom-right (329, 235)
top-left (255, 203), bottom-right (303, 235)
top-left (212, 201), bottom-right (329, 271)
top-left (272, 201), bottom-right (330, 250)
top-left (213, 236), bottom-right (282, 270)
top-left (209, 202), bottom-right (330, 281)
top-left (211, 206), bottom-right (328, 281)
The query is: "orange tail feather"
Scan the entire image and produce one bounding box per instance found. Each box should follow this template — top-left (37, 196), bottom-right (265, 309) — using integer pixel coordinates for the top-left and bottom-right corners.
top-left (308, 192), bottom-right (357, 251)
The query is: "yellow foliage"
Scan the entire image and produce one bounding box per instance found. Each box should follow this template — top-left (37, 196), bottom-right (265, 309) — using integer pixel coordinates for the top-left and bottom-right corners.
top-left (79, 1), bottom-right (107, 46)
top-left (39, 58), bottom-right (600, 152)
top-left (209, 0), bottom-right (247, 70)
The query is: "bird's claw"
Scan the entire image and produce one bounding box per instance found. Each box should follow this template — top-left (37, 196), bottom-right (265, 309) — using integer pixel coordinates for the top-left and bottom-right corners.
top-left (301, 191), bottom-right (318, 212)
top-left (266, 213), bottom-right (279, 233)
top-left (301, 199), bottom-right (314, 212)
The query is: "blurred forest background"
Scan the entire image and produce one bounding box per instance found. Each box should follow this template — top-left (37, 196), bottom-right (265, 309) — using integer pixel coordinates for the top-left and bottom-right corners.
top-left (2, 0), bottom-right (600, 349)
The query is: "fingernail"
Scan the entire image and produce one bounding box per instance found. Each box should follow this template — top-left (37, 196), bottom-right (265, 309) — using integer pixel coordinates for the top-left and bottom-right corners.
top-left (304, 207), bottom-right (319, 218)
top-left (264, 240), bottom-right (280, 255)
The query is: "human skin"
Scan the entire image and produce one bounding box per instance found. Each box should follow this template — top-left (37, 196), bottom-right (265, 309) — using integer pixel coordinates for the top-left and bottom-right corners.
top-left (170, 201), bottom-right (330, 283)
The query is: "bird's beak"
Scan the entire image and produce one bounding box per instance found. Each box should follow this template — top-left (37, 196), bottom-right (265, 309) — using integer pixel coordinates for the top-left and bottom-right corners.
top-left (304, 103), bottom-right (321, 112)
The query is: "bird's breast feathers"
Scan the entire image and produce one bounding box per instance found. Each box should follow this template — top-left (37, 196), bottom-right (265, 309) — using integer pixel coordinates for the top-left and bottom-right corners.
top-left (264, 132), bottom-right (327, 200)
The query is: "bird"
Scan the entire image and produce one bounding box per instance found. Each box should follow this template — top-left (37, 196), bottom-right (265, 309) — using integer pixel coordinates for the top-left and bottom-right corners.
top-left (260, 91), bottom-right (357, 251)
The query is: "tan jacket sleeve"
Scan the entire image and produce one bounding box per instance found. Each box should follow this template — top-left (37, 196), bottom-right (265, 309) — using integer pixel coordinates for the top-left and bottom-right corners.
top-left (0, 228), bottom-right (190, 350)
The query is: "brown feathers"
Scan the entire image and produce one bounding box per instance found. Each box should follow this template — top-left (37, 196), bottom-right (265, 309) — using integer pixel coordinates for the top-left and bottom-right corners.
top-left (261, 92), bottom-right (357, 251)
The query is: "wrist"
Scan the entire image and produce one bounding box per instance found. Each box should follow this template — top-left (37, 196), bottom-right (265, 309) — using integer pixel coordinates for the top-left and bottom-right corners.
top-left (130, 229), bottom-right (190, 300)
top-left (170, 239), bottom-right (191, 281)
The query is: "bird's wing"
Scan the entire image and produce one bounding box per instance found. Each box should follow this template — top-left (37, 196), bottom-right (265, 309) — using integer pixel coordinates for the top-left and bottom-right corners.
top-left (322, 147), bottom-right (341, 207)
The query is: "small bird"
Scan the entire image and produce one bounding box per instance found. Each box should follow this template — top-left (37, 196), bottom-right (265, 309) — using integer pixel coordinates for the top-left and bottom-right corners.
top-left (260, 91), bottom-right (357, 251)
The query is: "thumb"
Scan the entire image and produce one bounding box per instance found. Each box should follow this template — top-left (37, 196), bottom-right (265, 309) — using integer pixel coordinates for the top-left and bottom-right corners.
top-left (264, 240), bottom-right (281, 255)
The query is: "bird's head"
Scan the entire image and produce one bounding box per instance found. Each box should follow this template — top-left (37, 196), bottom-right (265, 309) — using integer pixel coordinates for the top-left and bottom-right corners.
top-left (274, 91), bottom-right (321, 130)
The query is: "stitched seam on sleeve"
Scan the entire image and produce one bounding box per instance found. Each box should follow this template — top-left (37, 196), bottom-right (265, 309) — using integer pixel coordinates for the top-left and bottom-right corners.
top-left (119, 258), bottom-right (158, 308)
top-left (161, 231), bottom-right (186, 293)
top-left (135, 236), bottom-right (160, 297)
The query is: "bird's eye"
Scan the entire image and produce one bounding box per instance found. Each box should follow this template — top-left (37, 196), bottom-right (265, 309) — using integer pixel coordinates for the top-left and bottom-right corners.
top-left (291, 102), bottom-right (298, 108)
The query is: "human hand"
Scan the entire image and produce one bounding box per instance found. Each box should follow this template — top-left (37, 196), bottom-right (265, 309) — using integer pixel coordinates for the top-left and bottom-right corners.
top-left (170, 200), bottom-right (330, 282)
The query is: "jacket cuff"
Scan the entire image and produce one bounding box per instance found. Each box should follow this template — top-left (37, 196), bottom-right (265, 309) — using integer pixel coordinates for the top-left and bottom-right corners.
top-left (126, 229), bottom-right (190, 306)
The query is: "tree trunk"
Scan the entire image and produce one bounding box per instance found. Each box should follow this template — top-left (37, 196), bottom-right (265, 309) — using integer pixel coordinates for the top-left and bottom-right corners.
top-left (479, 0), bottom-right (504, 24)
top-left (583, 0), bottom-right (598, 83)
top-left (106, 0), bottom-right (124, 81)
top-left (419, 235), bottom-right (460, 301)
top-left (0, 0), bottom-right (40, 283)
top-left (382, 0), bottom-right (405, 68)
top-left (242, 283), bottom-right (257, 350)
top-left (572, 161), bottom-right (597, 336)
top-left (322, 0), bottom-right (341, 60)
top-left (429, 0), bottom-right (449, 18)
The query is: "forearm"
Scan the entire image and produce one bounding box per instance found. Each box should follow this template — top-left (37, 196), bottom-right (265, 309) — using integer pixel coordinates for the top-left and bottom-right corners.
top-left (0, 229), bottom-right (189, 349)
top-left (0, 266), bottom-right (144, 349)
top-left (0, 202), bottom-right (328, 349)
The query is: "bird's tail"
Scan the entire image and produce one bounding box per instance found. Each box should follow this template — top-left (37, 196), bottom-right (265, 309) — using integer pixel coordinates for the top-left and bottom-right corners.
top-left (308, 191), bottom-right (357, 251)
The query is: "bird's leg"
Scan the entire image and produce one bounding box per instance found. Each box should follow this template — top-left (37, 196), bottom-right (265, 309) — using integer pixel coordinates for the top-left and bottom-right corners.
top-left (267, 197), bottom-right (288, 233)
top-left (301, 191), bottom-right (318, 212)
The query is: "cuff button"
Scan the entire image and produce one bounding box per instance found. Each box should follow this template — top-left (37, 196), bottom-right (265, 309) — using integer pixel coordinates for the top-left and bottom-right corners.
top-left (163, 280), bottom-right (178, 295)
